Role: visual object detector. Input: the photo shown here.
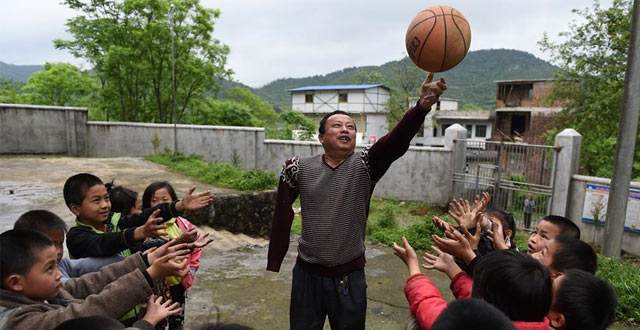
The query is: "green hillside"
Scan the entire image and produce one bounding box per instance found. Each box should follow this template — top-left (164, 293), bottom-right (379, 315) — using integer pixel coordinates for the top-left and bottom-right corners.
top-left (0, 61), bottom-right (42, 82)
top-left (254, 49), bottom-right (557, 110)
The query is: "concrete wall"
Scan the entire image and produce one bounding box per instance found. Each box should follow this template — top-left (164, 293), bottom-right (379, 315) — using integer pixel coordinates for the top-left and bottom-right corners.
top-left (0, 104), bottom-right (87, 155)
top-left (87, 121), bottom-right (264, 170)
top-left (568, 175), bottom-right (640, 255)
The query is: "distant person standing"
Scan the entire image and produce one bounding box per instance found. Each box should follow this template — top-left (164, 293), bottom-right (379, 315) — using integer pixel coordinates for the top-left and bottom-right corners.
top-left (267, 74), bottom-right (447, 330)
top-left (523, 194), bottom-right (536, 229)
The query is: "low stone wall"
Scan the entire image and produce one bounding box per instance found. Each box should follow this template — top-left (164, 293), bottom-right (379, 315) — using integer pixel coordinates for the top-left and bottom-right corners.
top-left (189, 190), bottom-right (277, 237)
top-left (568, 175), bottom-right (640, 255)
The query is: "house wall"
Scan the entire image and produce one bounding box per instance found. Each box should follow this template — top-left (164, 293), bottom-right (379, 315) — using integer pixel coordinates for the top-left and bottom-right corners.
top-left (291, 87), bottom-right (389, 114)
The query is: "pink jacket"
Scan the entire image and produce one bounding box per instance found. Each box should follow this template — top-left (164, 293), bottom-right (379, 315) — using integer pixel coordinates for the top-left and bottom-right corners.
top-left (175, 217), bottom-right (202, 289)
top-left (404, 272), bottom-right (551, 330)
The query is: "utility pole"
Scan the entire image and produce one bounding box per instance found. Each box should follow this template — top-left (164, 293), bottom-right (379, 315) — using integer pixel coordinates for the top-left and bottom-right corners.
top-left (603, 0), bottom-right (640, 258)
top-left (168, 4), bottom-right (178, 154)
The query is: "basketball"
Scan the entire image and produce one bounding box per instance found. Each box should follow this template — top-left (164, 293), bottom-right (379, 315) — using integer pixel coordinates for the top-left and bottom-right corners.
top-left (405, 5), bottom-right (471, 72)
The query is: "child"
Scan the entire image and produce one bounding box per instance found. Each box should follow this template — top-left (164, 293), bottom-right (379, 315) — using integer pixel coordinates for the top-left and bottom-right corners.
top-left (107, 183), bottom-right (142, 217)
top-left (142, 181), bottom-right (205, 330)
top-left (64, 173), bottom-right (213, 259)
top-left (527, 215), bottom-right (580, 255)
top-left (394, 237), bottom-right (552, 330)
top-left (14, 210), bottom-right (122, 283)
top-left (431, 299), bottom-right (515, 330)
top-left (531, 235), bottom-right (597, 277)
top-left (547, 269), bottom-right (617, 330)
top-left (0, 229), bottom-right (189, 330)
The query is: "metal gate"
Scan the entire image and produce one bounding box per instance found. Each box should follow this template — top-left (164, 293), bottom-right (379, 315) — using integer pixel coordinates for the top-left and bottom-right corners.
top-left (452, 139), bottom-right (559, 229)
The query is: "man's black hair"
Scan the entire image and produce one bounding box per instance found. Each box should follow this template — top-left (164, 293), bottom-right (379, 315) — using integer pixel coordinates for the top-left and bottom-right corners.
top-left (63, 173), bottom-right (104, 208)
top-left (550, 235), bottom-right (597, 274)
top-left (15, 210), bottom-right (67, 233)
top-left (542, 215), bottom-right (580, 239)
top-left (106, 183), bottom-right (138, 216)
top-left (0, 229), bottom-right (54, 288)
top-left (553, 269), bottom-right (617, 330)
top-left (53, 316), bottom-right (124, 330)
top-left (432, 298), bottom-right (516, 330)
top-left (142, 181), bottom-right (178, 209)
top-left (472, 249), bottom-right (552, 322)
top-left (317, 110), bottom-right (356, 135)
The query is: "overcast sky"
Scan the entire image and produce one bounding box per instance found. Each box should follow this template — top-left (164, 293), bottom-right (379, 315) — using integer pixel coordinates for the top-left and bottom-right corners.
top-left (1, 0), bottom-right (612, 87)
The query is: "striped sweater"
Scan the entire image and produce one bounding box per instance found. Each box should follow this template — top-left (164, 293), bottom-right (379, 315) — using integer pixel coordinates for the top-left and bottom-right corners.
top-left (267, 102), bottom-right (431, 276)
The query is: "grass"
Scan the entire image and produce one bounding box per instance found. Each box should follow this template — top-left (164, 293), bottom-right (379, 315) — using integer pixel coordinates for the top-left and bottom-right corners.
top-left (145, 152), bottom-right (278, 191)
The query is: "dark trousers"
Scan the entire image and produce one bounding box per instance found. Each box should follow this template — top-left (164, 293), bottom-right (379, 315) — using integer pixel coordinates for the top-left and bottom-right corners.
top-left (290, 263), bottom-right (367, 330)
top-left (524, 212), bottom-right (533, 229)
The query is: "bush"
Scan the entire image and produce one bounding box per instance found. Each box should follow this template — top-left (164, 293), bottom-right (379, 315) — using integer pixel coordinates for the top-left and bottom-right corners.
top-left (145, 152), bottom-right (277, 191)
top-left (597, 256), bottom-right (640, 325)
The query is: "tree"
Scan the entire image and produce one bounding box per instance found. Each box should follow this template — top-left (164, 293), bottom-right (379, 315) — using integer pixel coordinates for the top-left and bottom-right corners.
top-left (386, 56), bottom-right (424, 127)
top-left (224, 87), bottom-right (278, 123)
top-left (188, 99), bottom-right (261, 127)
top-left (0, 79), bottom-right (24, 104)
top-left (55, 0), bottom-right (231, 123)
top-left (20, 63), bottom-right (95, 107)
top-left (539, 0), bottom-right (638, 179)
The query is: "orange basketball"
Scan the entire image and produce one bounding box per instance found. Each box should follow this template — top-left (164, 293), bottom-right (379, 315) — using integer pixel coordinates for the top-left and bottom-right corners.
top-left (405, 5), bottom-right (471, 72)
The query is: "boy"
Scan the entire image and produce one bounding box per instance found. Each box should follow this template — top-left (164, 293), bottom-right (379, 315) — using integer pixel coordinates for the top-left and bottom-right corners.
top-left (547, 269), bottom-right (617, 330)
top-left (394, 237), bottom-right (552, 330)
top-left (431, 299), bottom-right (515, 330)
top-left (527, 215), bottom-right (580, 254)
top-left (14, 210), bottom-right (122, 283)
top-left (63, 173), bottom-right (212, 258)
top-left (0, 229), bottom-right (189, 330)
top-left (531, 235), bottom-right (597, 277)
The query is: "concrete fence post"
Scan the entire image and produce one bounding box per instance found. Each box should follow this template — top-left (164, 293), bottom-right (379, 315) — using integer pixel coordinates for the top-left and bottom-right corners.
top-left (550, 129), bottom-right (582, 217)
top-left (445, 124), bottom-right (468, 200)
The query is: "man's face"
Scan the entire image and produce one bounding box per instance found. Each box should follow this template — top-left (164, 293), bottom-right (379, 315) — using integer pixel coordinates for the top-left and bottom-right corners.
top-left (527, 220), bottom-right (561, 254)
top-left (45, 229), bottom-right (65, 262)
top-left (20, 246), bottom-right (62, 301)
top-left (319, 114), bottom-right (356, 154)
top-left (71, 184), bottom-right (111, 226)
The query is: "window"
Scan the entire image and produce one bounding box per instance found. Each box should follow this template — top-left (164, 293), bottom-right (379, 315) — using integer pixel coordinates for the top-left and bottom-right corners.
top-left (441, 124), bottom-right (451, 136)
top-left (338, 93), bottom-right (348, 103)
top-left (305, 94), bottom-right (313, 103)
top-left (436, 101), bottom-right (441, 111)
top-left (466, 125), bottom-right (473, 138)
top-left (433, 127), bottom-right (438, 137)
top-left (475, 125), bottom-right (487, 138)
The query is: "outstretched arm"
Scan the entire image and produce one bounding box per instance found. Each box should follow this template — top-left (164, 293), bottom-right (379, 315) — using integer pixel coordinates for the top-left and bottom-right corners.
top-left (367, 74), bottom-right (447, 181)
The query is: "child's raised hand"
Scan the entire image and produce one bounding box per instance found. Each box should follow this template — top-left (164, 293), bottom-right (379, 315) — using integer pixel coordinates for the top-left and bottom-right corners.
top-left (147, 240), bottom-right (190, 264)
top-left (142, 294), bottom-right (182, 326)
top-left (147, 249), bottom-right (190, 280)
top-left (392, 236), bottom-right (421, 276)
top-left (174, 228), bottom-right (198, 245)
top-left (448, 198), bottom-right (476, 230)
top-left (432, 215), bottom-right (456, 233)
top-left (423, 246), bottom-right (463, 280)
top-left (191, 232), bottom-right (214, 249)
top-left (488, 218), bottom-right (509, 250)
top-left (432, 229), bottom-right (476, 265)
top-left (134, 209), bottom-right (168, 240)
top-left (176, 187), bottom-right (214, 211)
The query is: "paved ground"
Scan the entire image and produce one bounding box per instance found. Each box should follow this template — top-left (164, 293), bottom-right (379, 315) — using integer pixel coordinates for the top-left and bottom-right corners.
top-left (0, 155), bottom-right (456, 329)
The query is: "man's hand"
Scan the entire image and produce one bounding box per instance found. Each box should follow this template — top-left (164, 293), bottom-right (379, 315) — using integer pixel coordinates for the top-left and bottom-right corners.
top-left (392, 236), bottom-right (421, 277)
top-left (142, 295), bottom-right (182, 326)
top-left (175, 187), bottom-right (214, 212)
top-left (134, 209), bottom-right (167, 241)
top-left (418, 73), bottom-right (447, 110)
top-left (422, 246), bottom-right (463, 280)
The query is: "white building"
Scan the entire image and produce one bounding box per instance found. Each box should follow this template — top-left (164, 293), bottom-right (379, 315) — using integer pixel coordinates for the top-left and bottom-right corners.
top-left (289, 84), bottom-right (390, 144)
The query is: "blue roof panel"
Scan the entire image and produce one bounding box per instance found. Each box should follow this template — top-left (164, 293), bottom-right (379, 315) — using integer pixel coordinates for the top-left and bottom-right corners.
top-left (288, 84), bottom-right (387, 92)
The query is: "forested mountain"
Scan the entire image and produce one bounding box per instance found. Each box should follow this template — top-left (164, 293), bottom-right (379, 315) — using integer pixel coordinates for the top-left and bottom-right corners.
top-left (253, 49), bottom-right (557, 110)
top-left (0, 62), bottom-right (42, 82)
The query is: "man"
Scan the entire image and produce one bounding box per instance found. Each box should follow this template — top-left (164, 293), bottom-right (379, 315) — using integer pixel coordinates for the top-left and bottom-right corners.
top-left (267, 74), bottom-right (447, 330)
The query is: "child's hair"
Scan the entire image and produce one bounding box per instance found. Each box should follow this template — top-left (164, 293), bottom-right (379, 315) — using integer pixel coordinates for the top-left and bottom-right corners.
top-left (142, 181), bottom-right (178, 209)
top-left (550, 236), bottom-right (597, 274)
top-left (472, 249), bottom-right (552, 322)
top-left (63, 173), bottom-right (104, 207)
top-left (14, 210), bottom-right (67, 233)
top-left (0, 229), bottom-right (54, 288)
top-left (485, 207), bottom-right (516, 243)
top-left (197, 323), bottom-right (255, 330)
top-left (431, 298), bottom-right (516, 330)
top-left (553, 269), bottom-right (617, 330)
top-left (542, 215), bottom-right (580, 239)
top-left (53, 316), bottom-right (124, 330)
top-left (106, 182), bottom-right (138, 216)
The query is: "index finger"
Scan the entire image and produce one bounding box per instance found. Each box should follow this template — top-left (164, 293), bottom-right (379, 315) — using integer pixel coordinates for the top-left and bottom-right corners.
top-left (426, 72), bottom-right (434, 83)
